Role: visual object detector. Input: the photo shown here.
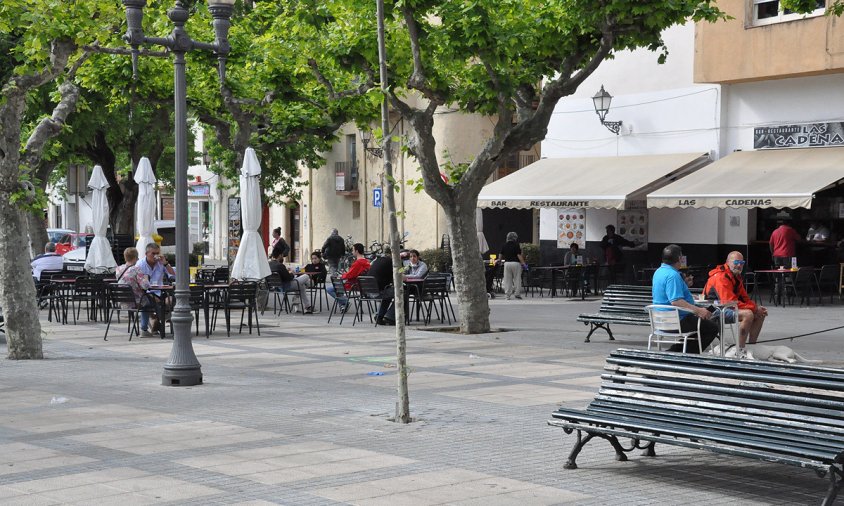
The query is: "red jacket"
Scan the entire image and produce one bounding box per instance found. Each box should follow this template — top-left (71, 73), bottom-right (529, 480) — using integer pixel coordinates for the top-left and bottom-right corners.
top-left (341, 257), bottom-right (370, 291)
top-left (702, 264), bottom-right (757, 312)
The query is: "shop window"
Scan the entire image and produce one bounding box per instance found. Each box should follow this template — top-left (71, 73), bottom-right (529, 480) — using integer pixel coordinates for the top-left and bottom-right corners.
top-left (751, 0), bottom-right (825, 26)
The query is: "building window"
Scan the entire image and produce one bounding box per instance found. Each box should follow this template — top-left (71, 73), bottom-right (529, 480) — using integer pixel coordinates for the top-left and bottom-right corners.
top-left (352, 200), bottom-right (361, 219)
top-left (751, 0), bottom-right (825, 26)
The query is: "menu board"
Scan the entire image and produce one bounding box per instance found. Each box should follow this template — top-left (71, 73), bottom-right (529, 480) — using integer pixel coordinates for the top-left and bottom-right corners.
top-left (557, 209), bottom-right (585, 249)
top-left (227, 197), bottom-right (241, 264)
top-left (617, 210), bottom-right (648, 249)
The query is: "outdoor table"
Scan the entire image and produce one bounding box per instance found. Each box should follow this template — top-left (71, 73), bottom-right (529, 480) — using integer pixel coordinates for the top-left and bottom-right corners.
top-left (48, 278), bottom-right (78, 324)
top-left (754, 268), bottom-right (797, 307)
top-left (558, 264), bottom-right (598, 300)
top-left (529, 266), bottom-right (564, 297)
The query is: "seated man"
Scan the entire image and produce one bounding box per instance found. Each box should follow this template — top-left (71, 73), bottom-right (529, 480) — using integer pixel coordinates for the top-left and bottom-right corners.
top-left (326, 242), bottom-right (370, 310)
top-left (368, 252), bottom-right (395, 325)
top-left (31, 242), bottom-right (64, 281)
top-left (268, 253), bottom-right (313, 313)
top-left (652, 244), bottom-right (719, 354)
top-left (703, 251), bottom-right (767, 354)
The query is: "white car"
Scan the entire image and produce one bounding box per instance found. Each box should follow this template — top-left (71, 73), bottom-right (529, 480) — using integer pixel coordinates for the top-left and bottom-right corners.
top-left (62, 247), bottom-right (87, 272)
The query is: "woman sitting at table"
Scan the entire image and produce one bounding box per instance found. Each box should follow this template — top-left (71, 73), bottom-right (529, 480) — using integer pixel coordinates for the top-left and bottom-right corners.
top-left (563, 243), bottom-right (581, 266)
top-left (404, 249), bottom-right (428, 279)
top-left (304, 251), bottom-right (327, 279)
top-left (116, 247), bottom-right (153, 336)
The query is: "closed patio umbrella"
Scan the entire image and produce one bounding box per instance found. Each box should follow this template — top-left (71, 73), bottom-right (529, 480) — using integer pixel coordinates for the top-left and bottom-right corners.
top-left (134, 157), bottom-right (157, 253)
top-left (84, 165), bottom-right (117, 274)
top-left (230, 148), bottom-right (271, 281)
top-left (476, 208), bottom-right (489, 255)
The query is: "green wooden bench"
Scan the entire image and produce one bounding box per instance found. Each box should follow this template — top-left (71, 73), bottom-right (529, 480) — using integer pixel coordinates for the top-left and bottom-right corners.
top-left (548, 349), bottom-right (844, 505)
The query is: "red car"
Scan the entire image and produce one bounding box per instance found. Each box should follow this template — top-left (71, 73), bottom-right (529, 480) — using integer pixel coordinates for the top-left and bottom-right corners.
top-left (55, 233), bottom-right (93, 256)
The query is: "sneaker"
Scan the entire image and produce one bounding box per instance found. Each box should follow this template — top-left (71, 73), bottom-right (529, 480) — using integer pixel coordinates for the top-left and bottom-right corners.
top-left (382, 318), bottom-right (396, 326)
top-left (515, 295), bottom-right (523, 300)
top-left (505, 295), bottom-right (512, 300)
top-left (487, 292), bottom-right (496, 300)
top-left (140, 329), bottom-right (154, 338)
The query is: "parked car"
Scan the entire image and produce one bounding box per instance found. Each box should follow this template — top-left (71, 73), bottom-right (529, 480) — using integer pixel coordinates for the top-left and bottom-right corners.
top-left (46, 228), bottom-right (74, 245)
top-left (55, 233), bottom-right (93, 256)
top-left (62, 247), bottom-right (87, 272)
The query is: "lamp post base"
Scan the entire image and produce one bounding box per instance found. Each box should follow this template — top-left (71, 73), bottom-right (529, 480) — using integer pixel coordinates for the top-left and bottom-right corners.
top-left (162, 366), bottom-right (203, 386)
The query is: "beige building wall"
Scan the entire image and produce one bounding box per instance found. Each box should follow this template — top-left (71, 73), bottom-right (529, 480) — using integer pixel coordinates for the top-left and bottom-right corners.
top-left (290, 109), bottom-right (498, 262)
top-left (695, 0), bottom-right (844, 83)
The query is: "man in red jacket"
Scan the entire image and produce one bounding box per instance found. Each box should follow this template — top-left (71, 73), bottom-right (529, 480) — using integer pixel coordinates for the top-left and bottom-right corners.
top-left (703, 251), bottom-right (768, 351)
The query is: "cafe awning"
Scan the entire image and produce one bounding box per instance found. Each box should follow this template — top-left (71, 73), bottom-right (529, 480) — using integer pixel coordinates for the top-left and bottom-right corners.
top-left (647, 147), bottom-right (844, 209)
top-left (478, 153), bottom-right (710, 210)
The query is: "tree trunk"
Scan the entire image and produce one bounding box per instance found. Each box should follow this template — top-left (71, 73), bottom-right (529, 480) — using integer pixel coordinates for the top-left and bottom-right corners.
top-left (112, 178), bottom-right (138, 234)
top-left (27, 213), bottom-right (49, 259)
top-left (0, 201), bottom-right (43, 359)
top-left (444, 198), bottom-right (490, 334)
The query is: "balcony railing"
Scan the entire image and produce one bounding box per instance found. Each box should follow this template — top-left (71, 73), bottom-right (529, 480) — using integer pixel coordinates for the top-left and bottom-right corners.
top-left (334, 161), bottom-right (358, 194)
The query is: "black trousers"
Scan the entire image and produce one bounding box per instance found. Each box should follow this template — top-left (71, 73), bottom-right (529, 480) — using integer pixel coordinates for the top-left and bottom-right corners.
top-left (667, 314), bottom-right (719, 353)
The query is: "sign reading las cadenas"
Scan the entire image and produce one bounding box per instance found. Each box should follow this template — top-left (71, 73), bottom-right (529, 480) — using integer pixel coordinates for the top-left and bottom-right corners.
top-left (487, 200), bottom-right (590, 208)
top-left (754, 122), bottom-right (844, 149)
top-left (673, 198), bottom-right (773, 206)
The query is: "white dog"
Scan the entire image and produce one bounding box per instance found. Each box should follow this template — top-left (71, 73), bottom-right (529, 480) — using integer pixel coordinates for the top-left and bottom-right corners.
top-left (723, 343), bottom-right (820, 364)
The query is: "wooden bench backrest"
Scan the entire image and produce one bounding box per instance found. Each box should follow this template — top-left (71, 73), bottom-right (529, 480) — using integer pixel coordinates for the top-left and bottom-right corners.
top-left (598, 285), bottom-right (701, 315)
top-left (597, 349), bottom-right (844, 440)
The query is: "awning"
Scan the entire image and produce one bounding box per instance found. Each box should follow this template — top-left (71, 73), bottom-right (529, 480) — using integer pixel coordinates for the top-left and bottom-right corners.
top-left (478, 153), bottom-right (710, 210)
top-left (647, 147), bottom-right (844, 209)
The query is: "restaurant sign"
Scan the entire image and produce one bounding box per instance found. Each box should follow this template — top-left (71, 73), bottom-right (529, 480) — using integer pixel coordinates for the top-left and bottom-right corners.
top-left (754, 122), bottom-right (844, 149)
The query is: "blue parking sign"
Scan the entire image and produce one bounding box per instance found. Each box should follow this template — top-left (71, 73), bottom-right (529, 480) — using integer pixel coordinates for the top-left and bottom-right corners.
top-left (373, 187), bottom-right (382, 208)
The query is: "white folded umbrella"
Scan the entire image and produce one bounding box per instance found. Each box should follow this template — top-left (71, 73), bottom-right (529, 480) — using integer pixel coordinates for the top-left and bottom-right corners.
top-left (230, 148), bottom-right (271, 281)
top-left (134, 157), bottom-right (157, 253)
top-left (84, 165), bottom-right (118, 274)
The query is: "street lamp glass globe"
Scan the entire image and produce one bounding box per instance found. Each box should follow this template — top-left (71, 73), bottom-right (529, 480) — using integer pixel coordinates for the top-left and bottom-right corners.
top-left (592, 85), bottom-right (612, 122)
top-left (360, 129), bottom-right (372, 145)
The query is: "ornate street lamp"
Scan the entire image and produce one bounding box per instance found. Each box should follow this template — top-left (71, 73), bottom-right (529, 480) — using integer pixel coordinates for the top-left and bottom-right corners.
top-left (122, 0), bottom-right (235, 386)
top-left (360, 129), bottom-right (384, 158)
top-left (592, 85), bottom-right (623, 135)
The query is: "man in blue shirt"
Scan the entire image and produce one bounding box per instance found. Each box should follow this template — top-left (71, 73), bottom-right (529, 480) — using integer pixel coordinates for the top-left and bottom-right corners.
top-left (138, 242), bottom-right (175, 336)
top-left (652, 244), bottom-right (718, 353)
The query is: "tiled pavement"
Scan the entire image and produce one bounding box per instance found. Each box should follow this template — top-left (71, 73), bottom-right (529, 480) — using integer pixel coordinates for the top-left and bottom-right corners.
top-left (1, 295), bottom-right (842, 505)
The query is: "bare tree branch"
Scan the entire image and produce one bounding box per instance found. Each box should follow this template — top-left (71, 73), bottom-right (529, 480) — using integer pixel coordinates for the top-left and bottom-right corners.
top-left (308, 58), bottom-right (376, 100)
top-left (82, 43), bottom-right (168, 58)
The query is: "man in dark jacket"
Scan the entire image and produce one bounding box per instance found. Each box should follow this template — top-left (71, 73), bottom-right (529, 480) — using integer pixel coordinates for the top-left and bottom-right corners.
top-left (368, 253), bottom-right (395, 324)
top-left (321, 228), bottom-right (345, 277)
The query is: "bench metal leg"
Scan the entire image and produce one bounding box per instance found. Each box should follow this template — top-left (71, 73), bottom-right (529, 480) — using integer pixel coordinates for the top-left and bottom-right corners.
top-left (822, 465), bottom-right (843, 506)
top-left (642, 441), bottom-right (656, 457)
top-left (563, 429), bottom-right (628, 469)
top-left (583, 322), bottom-right (614, 343)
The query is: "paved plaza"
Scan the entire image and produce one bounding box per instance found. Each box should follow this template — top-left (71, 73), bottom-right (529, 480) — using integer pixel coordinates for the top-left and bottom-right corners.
top-left (1, 295), bottom-right (842, 505)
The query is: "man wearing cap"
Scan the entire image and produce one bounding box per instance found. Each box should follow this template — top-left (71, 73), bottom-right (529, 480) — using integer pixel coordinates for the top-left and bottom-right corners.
top-left (703, 251), bottom-right (767, 354)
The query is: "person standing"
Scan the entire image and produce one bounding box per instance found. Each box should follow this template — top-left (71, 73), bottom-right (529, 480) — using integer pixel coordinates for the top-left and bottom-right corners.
top-left (321, 228), bottom-right (345, 277)
top-left (769, 220), bottom-right (801, 267)
top-left (269, 227), bottom-right (290, 260)
top-left (500, 232), bottom-right (526, 300)
top-left (652, 244), bottom-right (719, 354)
top-left (600, 225), bottom-right (634, 266)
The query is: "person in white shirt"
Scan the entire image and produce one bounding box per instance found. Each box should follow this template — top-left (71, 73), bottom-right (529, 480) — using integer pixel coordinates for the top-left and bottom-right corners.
top-left (31, 242), bottom-right (64, 281)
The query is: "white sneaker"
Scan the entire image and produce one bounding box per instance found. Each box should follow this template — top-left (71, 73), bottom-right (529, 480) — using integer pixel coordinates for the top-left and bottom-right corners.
top-left (140, 329), bottom-right (154, 338)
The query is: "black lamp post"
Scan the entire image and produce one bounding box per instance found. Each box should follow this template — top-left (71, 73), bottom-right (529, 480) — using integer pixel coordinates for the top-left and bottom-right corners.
top-left (122, 0), bottom-right (234, 386)
top-left (360, 129), bottom-right (384, 158)
top-left (592, 85), bottom-right (623, 135)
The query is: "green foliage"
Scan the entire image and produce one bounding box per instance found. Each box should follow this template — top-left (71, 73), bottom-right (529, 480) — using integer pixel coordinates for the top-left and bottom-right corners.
top-left (783, 0), bottom-right (844, 16)
top-left (418, 248), bottom-right (452, 273)
top-left (520, 243), bottom-right (539, 266)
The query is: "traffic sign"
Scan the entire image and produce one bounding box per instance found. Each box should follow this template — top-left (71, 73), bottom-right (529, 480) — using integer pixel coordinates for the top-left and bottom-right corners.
top-left (373, 187), bottom-right (383, 208)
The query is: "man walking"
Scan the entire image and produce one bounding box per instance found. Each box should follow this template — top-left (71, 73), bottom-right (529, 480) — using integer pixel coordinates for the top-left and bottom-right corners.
top-left (652, 244), bottom-right (719, 353)
top-left (321, 228), bottom-right (345, 278)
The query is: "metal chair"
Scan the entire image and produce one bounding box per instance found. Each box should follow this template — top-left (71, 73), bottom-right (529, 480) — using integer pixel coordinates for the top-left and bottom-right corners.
top-left (355, 275), bottom-right (383, 326)
top-left (307, 271), bottom-right (328, 312)
top-left (213, 282), bottom-right (259, 337)
top-left (817, 264), bottom-right (840, 304)
top-left (327, 278), bottom-right (358, 325)
top-left (645, 304), bottom-right (701, 354)
top-left (419, 275), bottom-right (453, 325)
top-left (103, 284), bottom-right (141, 341)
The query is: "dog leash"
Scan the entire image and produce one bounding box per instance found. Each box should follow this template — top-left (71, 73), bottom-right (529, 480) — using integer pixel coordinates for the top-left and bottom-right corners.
top-left (752, 324), bottom-right (844, 344)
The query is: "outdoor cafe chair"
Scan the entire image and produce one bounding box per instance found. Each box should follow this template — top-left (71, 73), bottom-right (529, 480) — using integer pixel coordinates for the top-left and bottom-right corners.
top-left (307, 271), bottom-right (328, 312)
top-left (211, 281), bottom-right (259, 337)
top-left (189, 284), bottom-right (209, 338)
top-left (426, 273), bottom-right (456, 322)
top-left (355, 275), bottom-right (383, 326)
top-left (327, 278), bottom-right (359, 325)
top-left (420, 275), bottom-right (453, 325)
top-left (70, 277), bottom-right (105, 323)
top-left (262, 273), bottom-right (285, 315)
top-left (645, 304), bottom-right (701, 354)
top-left (817, 264), bottom-right (841, 304)
top-left (103, 284), bottom-right (141, 341)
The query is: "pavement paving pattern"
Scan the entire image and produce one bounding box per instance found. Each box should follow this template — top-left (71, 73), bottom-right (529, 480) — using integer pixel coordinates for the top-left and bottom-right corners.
top-left (1, 295), bottom-right (842, 505)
